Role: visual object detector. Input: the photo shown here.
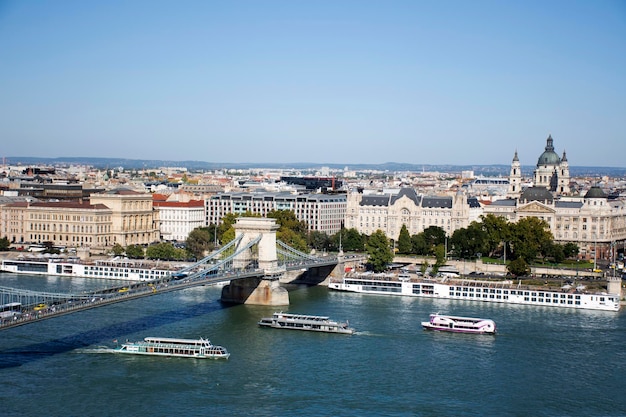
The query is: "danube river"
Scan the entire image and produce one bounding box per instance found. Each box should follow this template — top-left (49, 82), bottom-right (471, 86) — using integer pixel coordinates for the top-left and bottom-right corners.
top-left (1, 273), bottom-right (625, 417)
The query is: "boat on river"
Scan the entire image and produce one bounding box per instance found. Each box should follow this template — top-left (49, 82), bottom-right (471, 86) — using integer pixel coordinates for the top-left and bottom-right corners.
top-left (421, 313), bottom-right (496, 334)
top-left (0, 256), bottom-right (177, 281)
top-left (258, 312), bottom-right (355, 334)
top-left (328, 273), bottom-right (620, 312)
top-left (114, 337), bottom-right (230, 359)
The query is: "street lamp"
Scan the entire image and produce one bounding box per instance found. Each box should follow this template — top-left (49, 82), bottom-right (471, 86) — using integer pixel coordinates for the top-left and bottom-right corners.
top-left (593, 234), bottom-right (597, 272)
top-left (612, 240), bottom-right (616, 278)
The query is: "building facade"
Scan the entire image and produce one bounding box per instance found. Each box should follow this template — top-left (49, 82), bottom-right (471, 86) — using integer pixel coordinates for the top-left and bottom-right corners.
top-left (89, 188), bottom-right (160, 246)
top-left (485, 135), bottom-right (626, 260)
top-left (484, 186), bottom-right (626, 260)
top-left (345, 188), bottom-right (480, 240)
top-left (154, 200), bottom-right (205, 241)
top-left (532, 135), bottom-right (570, 195)
top-left (0, 201), bottom-right (28, 244)
top-left (207, 192), bottom-right (346, 234)
top-left (0, 201), bottom-right (112, 247)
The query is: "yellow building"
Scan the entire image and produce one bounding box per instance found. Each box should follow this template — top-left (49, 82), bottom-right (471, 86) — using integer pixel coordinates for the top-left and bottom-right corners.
top-left (1, 201), bottom-right (112, 247)
top-left (0, 201), bottom-right (28, 244)
top-left (89, 188), bottom-right (159, 246)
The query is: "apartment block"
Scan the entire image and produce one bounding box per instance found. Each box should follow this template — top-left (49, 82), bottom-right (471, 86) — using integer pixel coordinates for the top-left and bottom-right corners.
top-left (207, 192), bottom-right (346, 234)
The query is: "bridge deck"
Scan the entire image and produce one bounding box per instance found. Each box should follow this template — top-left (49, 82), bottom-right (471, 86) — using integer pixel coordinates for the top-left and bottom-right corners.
top-left (0, 258), bottom-right (339, 331)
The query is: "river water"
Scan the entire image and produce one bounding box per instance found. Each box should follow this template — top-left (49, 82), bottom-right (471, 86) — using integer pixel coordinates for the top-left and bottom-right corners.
top-left (1, 273), bottom-right (625, 416)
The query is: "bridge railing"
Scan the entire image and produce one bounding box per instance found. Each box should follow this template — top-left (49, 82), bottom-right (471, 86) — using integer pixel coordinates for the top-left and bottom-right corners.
top-left (1, 235), bottom-right (338, 330)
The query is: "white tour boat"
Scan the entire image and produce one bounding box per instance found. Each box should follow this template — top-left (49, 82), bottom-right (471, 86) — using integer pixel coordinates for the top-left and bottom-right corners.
top-left (421, 313), bottom-right (496, 334)
top-left (258, 312), bottom-right (355, 334)
top-left (328, 273), bottom-right (621, 312)
top-left (0, 257), bottom-right (177, 281)
top-left (114, 337), bottom-right (230, 359)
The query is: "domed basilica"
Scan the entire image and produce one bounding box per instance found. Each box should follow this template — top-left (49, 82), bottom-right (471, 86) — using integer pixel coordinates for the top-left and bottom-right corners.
top-left (488, 135), bottom-right (626, 265)
top-left (508, 135), bottom-right (570, 198)
top-left (533, 135), bottom-right (570, 194)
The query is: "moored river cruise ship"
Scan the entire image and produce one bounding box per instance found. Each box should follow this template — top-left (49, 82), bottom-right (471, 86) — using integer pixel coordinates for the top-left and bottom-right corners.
top-left (329, 273), bottom-right (621, 312)
top-left (114, 337), bottom-right (230, 359)
top-left (0, 257), bottom-right (177, 281)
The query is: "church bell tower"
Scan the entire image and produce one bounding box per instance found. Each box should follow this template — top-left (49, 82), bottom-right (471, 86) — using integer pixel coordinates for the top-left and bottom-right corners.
top-left (507, 150), bottom-right (522, 198)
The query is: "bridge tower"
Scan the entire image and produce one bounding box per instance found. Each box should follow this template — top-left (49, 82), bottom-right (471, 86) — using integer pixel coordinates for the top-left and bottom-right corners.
top-left (221, 217), bottom-right (289, 306)
top-left (607, 275), bottom-right (622, 298)
top-left (232, 217), bottom-right (279, 271)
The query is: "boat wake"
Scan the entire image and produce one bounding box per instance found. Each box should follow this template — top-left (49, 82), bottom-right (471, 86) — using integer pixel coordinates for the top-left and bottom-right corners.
top-left (353, 331), bottom-right (382, 337)
top-left (74, 347), bottom-right (117, 354)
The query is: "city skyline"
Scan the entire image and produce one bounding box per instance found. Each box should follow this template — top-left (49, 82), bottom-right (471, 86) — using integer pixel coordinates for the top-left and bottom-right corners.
top-left (1, 1), bottom-right (624, 167)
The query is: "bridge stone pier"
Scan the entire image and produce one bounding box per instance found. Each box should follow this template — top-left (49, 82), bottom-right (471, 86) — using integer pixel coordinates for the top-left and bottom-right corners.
top-left (220, 217), bottom-right (290, 306)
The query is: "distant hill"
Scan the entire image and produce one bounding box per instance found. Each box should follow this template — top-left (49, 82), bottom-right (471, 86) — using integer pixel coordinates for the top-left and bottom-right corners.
top-left (3, 156), bottom-right (625, 177)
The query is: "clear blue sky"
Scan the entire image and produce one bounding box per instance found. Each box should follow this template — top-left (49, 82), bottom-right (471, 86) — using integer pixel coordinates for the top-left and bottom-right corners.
top-left (1, 1), bottom-right (624, 167)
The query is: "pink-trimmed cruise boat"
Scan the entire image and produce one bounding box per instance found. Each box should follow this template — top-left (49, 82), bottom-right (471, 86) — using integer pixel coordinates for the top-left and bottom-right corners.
top-left (421, 313), bottom-right (496, 335)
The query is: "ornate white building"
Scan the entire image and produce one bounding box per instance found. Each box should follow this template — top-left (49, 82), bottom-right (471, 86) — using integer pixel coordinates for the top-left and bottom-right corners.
top-left (344, 188), bottom-right (481, 240)
top-left (533, 135), bottom-right (570, 195)
top-left (487, 135), bottom-right (626, 261)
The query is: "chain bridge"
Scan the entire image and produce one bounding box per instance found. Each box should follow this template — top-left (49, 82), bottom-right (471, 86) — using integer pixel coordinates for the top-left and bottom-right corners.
top-left (0, 218), bottom-right (344, 330)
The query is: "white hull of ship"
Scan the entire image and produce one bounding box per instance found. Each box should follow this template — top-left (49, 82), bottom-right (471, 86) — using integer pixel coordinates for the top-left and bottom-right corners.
top-left (329, 277), bottom-right (620, 312)
top-left (0, 259), bottom-right (172, 282)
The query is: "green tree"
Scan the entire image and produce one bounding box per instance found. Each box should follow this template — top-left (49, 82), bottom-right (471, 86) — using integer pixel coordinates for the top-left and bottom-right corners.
top-left (449, 222), bottom-right (488, 259)
top-left (221, 227), bottom-right (236, 245)
top-left (551, 244), bottom-right (566, 264)
top-left (397, 225), bottom-right (412, 254)
top-left (343, 228), bottom-right (366, 252)
top-left (411, 233), bottom-right (428, 255)
top-left (277, 228), bottom-right (308, 253)
top-left (510, 217), bottom-right (553, 263)
top-left (111, 243), bottom-right (124, 256)
top-left (331, 228), bottom-right (365, 252)
top-left (507, 257), bottom-right (530, 277)
top-left (125, 244), bottom-right (144, 259)
top-left (423, 226), bottom-right (446, 249)
top-left (267, 210), bottom-right (308, 251)
top-left (268, 210), bottom-right (308, 234)
top-left (308, 230), bottom-right (331, 251)
top-left (563, 242), bottom-right (579, 259)
top-left (0, 236), bottom-right (11, 251)
top-left (479, 214), bottom-right (511, 258)
top-left (545, 242), bottom-right (566, 264)
top-left (146, 242), bottom-right (179, 260)
top-left (366, 230), bottom-right (394, 272)
top-left (218, 213), bottom-right (239, 244)
top-left (186, 227), bottom-right (212, 259)
top-left (433, 243), bottom-right (446, 267)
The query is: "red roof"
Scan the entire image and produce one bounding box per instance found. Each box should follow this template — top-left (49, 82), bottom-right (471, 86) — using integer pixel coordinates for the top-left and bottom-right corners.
top-left (152, 193), bottom-right (169, 202)
top-left (153, 200), bottom-right (204, 208)
top-left (30, 201), bottom-right (110, 210)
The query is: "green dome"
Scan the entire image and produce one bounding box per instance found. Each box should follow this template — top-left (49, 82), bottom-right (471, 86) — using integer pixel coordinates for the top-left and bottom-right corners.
top-left (537, 135), bottom-right (561, 166)
top-left (584, 186), bottom-right (607, 199)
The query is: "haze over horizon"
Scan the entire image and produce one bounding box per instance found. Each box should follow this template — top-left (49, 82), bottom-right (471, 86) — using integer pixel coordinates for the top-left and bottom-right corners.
top-left (1, 1), bottom-right (624, 168)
